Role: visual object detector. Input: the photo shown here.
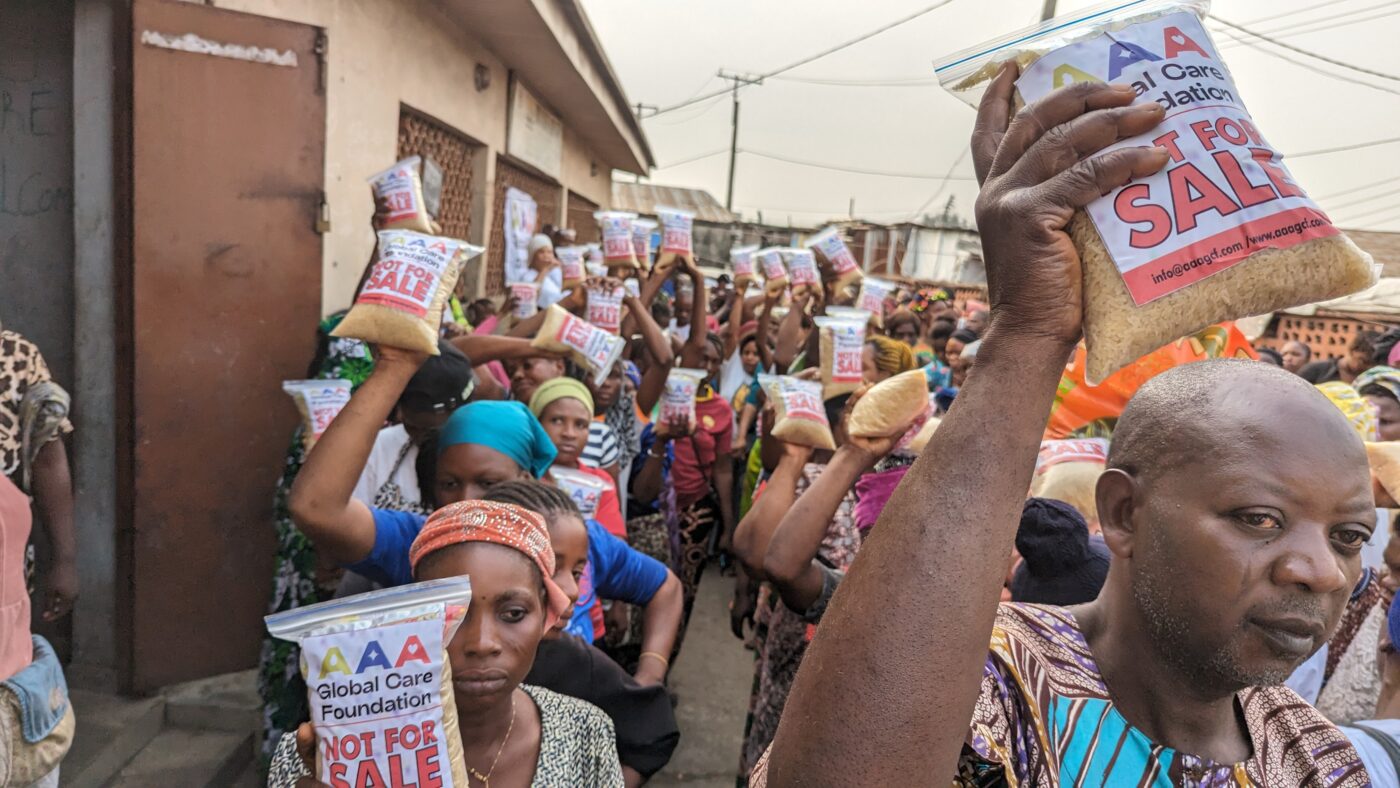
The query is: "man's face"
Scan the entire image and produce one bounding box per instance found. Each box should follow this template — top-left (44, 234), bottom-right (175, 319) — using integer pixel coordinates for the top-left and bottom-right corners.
top-left (1124, 383), bottom-right (1375, 691)
top-left (1345, 346), bottom-right (1375, 377)
top-left (891, 322), bottom-right (920, 347)
top-left (1280, 342), bottom-right (1310, 374)
top-left (966, 310), bottom-right (989, 337)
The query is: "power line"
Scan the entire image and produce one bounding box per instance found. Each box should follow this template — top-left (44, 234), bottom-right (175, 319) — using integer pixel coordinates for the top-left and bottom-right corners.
top-left (1220, 3), bottom-right (1400, 48)
top-left (768, 74), bottom-right (939, 87)
top-left (1324, 183), bottom-right (1400, 212)
top-left (657, 148), bottom-right (729, 169)
top-left (1211, 27), bottom-right (1400, 98)
top-left (646, 0), bottom-right (959, 117)
top-left (907, 147), bottom-right (972, 221)
top-left (1209, 15), bottom-right (1400, 82)
top-left (1338, 200), bottom-right (1400, 223)
top-left (1291, 135), bottom-right (1400, 159)
top-left (1312, 174), bottom-right (1400, 202)
top-left (1235, 0), bottom-right (1360, 27)
top-left (741, 149), bottom-right (979, 180)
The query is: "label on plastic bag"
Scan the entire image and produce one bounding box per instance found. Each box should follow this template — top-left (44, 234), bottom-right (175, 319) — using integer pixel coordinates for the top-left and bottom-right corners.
top-left (659, 369), bottom-right (705, 427)
top-left (556, 312), bottom-right (620, 369)
top-left (770, 377), bottom-right (825, 424)
top-left (1036, 438), bottom-right (1109, 474)
top-left (557, 246), bottom-right (585, 283)
top-left (731, 246), bottom-right (757, 278)
top-left (551, 466), bottom-right (608, 520)
top-left (857, 278), bottom-right (897, 316)
top-left (510, 283), bottom-right (539, 319)
top-left (369, 157), bottom-right (427, 228)
top-left (658, 207), bottom-right (694, 255)
top-left (596, 212), bottom-right (636, 263)
top-left (829, 323), bottom-right (864, 385)
top-left (360, 232), bottom-right (462, 318)
top-left (587, 286), bottom-right (625, 335)
top-left (759, 249), bottom-right (787, 281)
top-left (302, 617), bottom-right (452, 786)
top-left (1017, 12), bottom-right (1337, 306)
top-left (810, 229), bottom-right (859, 275)
top-left (786, 250), bottom-right (821, 288)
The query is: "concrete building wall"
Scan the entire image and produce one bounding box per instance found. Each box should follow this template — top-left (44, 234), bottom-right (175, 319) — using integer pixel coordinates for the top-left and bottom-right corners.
top-left (191, 0), bottom-right (616, 311)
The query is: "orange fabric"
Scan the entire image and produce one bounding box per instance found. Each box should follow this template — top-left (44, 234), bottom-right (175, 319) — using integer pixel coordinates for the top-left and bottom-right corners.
top-left (1045, 322), bottom-right (1257, 440)
top-left (409, 500), bottom-right (571, 630)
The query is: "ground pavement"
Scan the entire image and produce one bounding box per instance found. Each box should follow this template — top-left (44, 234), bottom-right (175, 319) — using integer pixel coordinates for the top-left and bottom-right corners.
top-left (652, 565), bottom-right (753, 787)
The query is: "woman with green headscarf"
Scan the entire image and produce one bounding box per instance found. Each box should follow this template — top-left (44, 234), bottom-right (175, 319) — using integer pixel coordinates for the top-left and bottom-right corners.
top-left (530, 377), bottom-right (626, 538)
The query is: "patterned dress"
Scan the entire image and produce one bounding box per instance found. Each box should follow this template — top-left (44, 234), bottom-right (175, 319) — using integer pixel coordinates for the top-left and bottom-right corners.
top-left (739, 462), bottom-right (860, 778)
top-left (750, 603), bottom-right (1372, 787)
top-left (256, 315), bottom-right (374, 763)
top-left (267, 684), bottom-right (623, 787)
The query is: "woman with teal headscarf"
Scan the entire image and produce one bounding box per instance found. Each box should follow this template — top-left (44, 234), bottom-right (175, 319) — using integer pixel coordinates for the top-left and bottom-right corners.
top-left (286, 346), bottom-right (557, 587)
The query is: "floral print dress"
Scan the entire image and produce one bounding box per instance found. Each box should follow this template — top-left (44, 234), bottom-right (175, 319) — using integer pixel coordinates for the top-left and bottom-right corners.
top-left (256, 314), bottom-right (374, 763)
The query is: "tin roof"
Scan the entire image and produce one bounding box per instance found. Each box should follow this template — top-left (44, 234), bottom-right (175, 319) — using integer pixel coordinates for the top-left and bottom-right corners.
top-left (611, 182), bottom-right (736, 224)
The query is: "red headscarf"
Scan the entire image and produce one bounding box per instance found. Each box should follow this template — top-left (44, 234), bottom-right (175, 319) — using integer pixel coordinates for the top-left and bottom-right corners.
top-left (409, 500), bottom-right (571, 631)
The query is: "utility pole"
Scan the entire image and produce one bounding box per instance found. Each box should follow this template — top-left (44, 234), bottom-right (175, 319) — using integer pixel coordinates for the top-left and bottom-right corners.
top-left (1040, 0), bottom-right (1057, 21)
top-left (718, 70), bottom-right (763, 214)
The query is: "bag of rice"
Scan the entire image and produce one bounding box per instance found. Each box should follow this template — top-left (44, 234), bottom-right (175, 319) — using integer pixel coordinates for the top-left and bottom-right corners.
top-left (653, 206), bottom-right (696, 274)
top-left (849, 369), bottom-right (931, 438)
top-left (935, 1), bottom-right (1375, 385)
top-left (587, 284), bottom-right (626, 335)
top-left (783, 249), bottom-right (822, 300)
top-left (857, 277), bottom-right (898, 328)
top-left (624, 278), bottom-right (641, 299)
top-left (808, 226), bottom-right (864, 294)
top-left (550, 465), bottom-right (609, 521)
top-left (283, 379), bottom-right (353, 452)
top-left (368, 156), bottom-right (433, 234)
top-left (758, 248), bottom-right (789, 297)
top-left (594, 211), bottom-right (639, 274)
top-left (332, 231), bottom-right (482, 355)
top-left (907, 413), bottom-right (943, 454)
top-left (556, 245), bottom-right (586, 291)
top-left (533, 305), bottom-right (626, 386)
top-left (731, 245), bottom-right (760, 293)
top-left (510, 282), bottom-right (540, 319)
top-left (264, 577), bottom-right (472, 787)
top-left (632, 219), bottom-right (657, 273)
top-left (815, 316), bottom-right (867, 400)
top-left (760, 374), bottom-right (836, 451)
top-left (659, 368), bottom-right (707, 431)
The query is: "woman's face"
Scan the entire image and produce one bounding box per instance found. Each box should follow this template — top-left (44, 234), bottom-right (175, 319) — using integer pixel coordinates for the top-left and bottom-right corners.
top-left (595, 365), bottom-right (624, 414)
top-left (861, 344), bottom-right (894, 385)
top-left (416, 543), bottom-right (544, 709)
top-left (741, 339), bottom-right (761, 375)
top-left (398, 407), bottom-right (452, 447)
top-left (891, 321), bottom-right (920, 347)
top-left (703, 342), bottom-right (724, 385)
top-left (509, 357), bottom-right (565, 403)
top-left (544, 514), bottom-right (589, 636)
top-left (435, 443), bottom-right (530, 504)
top-left (1368, 394), bottom-right (1400, 442)
top-left (540, 398), bottom-right (592, 468)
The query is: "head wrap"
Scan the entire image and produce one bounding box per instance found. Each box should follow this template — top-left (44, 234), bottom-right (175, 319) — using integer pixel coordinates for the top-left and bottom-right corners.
top-left (622, 360), bottom-right (642, 389)
top-left (1010, 498), bottom-right (1110, 606)
top-left (1356, 366), bottom-right (1400, 403)
top-left (528, 376), bottom-right (594, 419)
top-left (409, 500), bottom-right (571, 631)
top-left (439, 401), bottom-right (556, 478)
top-left (866, 334), bottom-right (916, 376)
top-left (1317, 381), bottom-right (1380, 441)
top-left (527, 234), bottom-right (553, 259)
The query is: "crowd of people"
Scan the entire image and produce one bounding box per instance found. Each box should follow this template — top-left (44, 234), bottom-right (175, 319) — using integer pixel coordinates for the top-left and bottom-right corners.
top-left (248, 77), bottom-right (1400, 788)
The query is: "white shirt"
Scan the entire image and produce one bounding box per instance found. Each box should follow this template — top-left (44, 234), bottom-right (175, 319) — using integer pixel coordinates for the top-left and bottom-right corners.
top-left (351, 425), bottom-right (421, 509)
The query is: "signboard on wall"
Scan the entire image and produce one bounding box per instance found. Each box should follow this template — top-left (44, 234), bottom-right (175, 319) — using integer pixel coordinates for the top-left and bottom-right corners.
top-left (506, 77), bottom-right (563, 180)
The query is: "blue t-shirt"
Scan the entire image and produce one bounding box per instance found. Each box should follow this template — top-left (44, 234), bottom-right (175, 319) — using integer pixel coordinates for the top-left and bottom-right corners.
top-left (351, 509), bottom-right (668, 642)
top-left (566, 520), bottom-right (670, 642)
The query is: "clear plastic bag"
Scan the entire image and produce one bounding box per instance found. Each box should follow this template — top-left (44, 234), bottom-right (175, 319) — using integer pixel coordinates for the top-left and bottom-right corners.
top-left (816, 314), bottom-right (869, 400)
top-left (731, 245), bottom-right (759, 293)
top-left (594, 211), bottom-right (639, 273)
top-left (551, 465), bottom-right (609, 520)
top-left (659, 368), bottom-right (707, 431)
top-left (283, 379), bottom-right (352, 452)
top-left (934, 0), bottom-right (1375, 385)
top-left (760, 374), bottom-right (836, 451)
top-left (533, 305), bottom-right (626, 386)
top-left (368, 156), bottom-right (433, 234)
top-left (264, 577), bottom-right (473, 787)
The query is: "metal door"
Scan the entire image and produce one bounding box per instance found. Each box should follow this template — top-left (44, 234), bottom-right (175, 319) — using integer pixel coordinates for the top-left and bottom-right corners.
top-left (131, 0), bottom-right (325, 691)
top-left (486, 157), bottom-right (560, 295)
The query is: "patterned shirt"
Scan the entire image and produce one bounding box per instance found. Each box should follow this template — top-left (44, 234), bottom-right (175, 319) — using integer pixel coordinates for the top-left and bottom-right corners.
top-left (750, 604), bottom-right (1371, 786)
top-left (0, 331), bottom-right (72, 480)
top-left (583, 421), bottom-right (621, 469)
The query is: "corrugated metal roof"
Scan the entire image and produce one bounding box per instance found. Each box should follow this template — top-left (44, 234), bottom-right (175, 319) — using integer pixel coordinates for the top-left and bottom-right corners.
top-left (1346, 229), bottom-right (1400, 278)
top-left (611, 182), bottom-right (736, 224)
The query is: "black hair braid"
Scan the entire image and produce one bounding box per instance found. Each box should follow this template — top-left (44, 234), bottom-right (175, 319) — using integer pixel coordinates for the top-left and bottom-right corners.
top-left (482, 480), bottom-right (581, 521)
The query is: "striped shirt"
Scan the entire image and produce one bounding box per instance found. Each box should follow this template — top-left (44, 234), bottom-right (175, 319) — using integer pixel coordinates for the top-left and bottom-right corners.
top-left (582, 421), bottom-right (620, 469)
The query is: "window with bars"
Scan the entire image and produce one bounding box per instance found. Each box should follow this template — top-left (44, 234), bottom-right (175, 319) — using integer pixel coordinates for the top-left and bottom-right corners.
top-left (396, 106), bottom-right (478, 241)
top-left (485, 157), bottom-right (562, 294)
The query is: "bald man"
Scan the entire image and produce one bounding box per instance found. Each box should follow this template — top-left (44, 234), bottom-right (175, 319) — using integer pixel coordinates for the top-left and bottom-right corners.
top-left (753, 72), bottom-right (1372, 785)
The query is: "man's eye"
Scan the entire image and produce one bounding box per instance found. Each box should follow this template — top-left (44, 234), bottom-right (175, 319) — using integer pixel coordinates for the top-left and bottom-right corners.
top-left (1237, 512), bottom-right (1282, 529)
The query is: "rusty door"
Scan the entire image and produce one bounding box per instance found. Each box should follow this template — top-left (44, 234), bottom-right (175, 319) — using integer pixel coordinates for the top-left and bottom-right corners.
top-left (130, 0), bottom-right (325, 691)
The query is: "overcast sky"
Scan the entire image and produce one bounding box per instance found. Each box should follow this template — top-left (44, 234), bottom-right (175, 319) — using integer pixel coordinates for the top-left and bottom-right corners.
top-left (580, 0), bottom-right (1400, 232)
